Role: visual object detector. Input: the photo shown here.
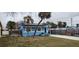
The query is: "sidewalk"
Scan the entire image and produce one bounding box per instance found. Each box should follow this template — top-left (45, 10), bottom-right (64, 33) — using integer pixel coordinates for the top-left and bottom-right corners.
top-left (50, 35), bottom-right (79, 40)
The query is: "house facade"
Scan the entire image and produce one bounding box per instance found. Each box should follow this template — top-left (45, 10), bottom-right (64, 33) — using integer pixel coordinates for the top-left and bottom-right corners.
top-left (19, 16), bottom-right (48, 37)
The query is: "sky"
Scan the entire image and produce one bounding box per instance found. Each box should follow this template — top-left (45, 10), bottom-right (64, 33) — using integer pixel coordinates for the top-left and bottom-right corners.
top-left (0, 12), bottom-right (79, 29)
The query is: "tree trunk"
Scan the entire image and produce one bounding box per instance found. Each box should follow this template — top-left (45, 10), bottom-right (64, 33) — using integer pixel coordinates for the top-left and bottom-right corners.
top-left (33, 18), bottom-right (43, 38)
top-left (9, 29), bottom-right (12, 36)
top-left (1, 28), bottom-right (2, 36)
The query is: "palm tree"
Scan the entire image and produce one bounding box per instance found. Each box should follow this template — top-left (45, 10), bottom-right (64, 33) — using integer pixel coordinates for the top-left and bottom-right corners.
top-left (33, 12), bottom-right (51, 37)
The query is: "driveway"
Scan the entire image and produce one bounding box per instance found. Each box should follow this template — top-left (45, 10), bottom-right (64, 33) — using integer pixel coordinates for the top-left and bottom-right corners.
top-left (50, 35), bottom-right (79, 40)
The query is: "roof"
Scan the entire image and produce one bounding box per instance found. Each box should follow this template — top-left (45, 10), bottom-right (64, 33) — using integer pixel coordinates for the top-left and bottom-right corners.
top-left (24, 24), bottom-right (47, 26)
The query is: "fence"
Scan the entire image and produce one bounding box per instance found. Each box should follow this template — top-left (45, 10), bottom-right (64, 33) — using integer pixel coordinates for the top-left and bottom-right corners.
top-left (49, 28), bottom-right (79, 37)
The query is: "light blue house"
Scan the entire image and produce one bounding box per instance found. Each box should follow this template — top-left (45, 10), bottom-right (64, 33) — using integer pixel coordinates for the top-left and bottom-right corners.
top-left (19, 24), bottom-right (48, 37)
top-left (19, 16), bottom-right (49, 37)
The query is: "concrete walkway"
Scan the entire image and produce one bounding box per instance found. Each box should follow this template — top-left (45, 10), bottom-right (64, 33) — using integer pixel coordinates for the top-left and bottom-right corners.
top-left (50, 35), bottom-right (79, 40)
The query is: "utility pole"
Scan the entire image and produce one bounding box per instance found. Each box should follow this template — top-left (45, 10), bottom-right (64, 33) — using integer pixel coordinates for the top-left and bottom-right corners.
top-left (71, 18), bottom-right (73, 28)
top-left (71, 18), bottom-right (73, 36)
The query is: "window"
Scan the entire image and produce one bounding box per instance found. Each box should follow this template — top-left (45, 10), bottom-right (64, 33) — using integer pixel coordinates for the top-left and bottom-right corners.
top-left (38, 26), bottom-right (41, 31)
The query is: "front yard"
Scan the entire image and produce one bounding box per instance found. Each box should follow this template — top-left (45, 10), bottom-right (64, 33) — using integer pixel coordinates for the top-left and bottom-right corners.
top-left (0, 36), bottom-right (79, 47)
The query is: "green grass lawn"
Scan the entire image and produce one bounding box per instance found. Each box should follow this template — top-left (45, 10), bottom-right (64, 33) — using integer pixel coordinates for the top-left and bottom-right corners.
top-left (0, 36), bottom-right (79, 47)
